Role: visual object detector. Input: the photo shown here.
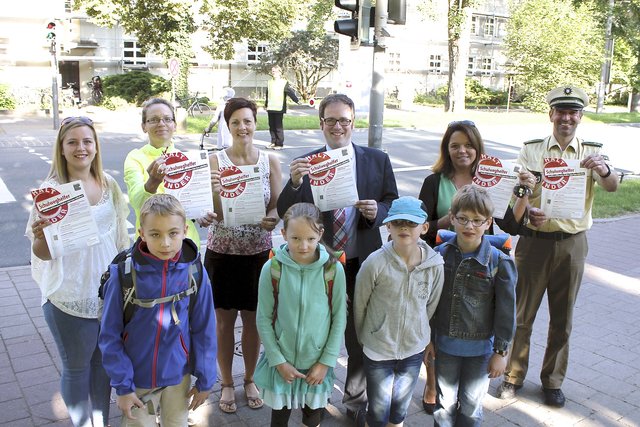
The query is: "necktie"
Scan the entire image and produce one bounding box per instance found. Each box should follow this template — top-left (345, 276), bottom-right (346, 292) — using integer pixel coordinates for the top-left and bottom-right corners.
top-left (333, 208), bottom-right (348, 250)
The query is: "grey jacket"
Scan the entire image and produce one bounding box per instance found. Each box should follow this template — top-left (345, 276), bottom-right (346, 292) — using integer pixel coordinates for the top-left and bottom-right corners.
top-left (354, 241), bottom-right (444, 360)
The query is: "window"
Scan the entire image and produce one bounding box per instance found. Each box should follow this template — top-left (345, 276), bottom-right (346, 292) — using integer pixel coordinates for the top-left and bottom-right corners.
top-left (247, 44), bottom-right (267, 62)
top-left (471, 16), bottom-right (478, 35)
top-left (482, 58), bottom-right (493, 74)
top-left (123, 41), bottom-right (146, 65)
top-left (484, 17), bottom-right (495, 37)
top-left (468, 57), bottom-right (475, 70)
top-left (429, 54), bottom-right (442, 72)
top-left (387, 52), bottom-right (401, 73)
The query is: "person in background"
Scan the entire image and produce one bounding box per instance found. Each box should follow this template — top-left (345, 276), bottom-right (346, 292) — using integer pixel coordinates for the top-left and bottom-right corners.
top-left (204, 87), bottom-right (235, 150)
top-left (206, 97), bottom-right (282, 414)
top-left (27, 116), bottom-right (130, 427)
top-left (255, 202), bottom-right (347, 427)
top-left (277, 93), bottom-right (398, 423)
top-left (265, 66), bottom-right (299, 150)
top-left (496, 86), bottom-right (619, 408)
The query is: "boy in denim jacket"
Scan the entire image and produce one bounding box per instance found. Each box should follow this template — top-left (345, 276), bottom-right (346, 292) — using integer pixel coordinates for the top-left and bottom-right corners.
top-left (432, 185), bottom-right (516, 427)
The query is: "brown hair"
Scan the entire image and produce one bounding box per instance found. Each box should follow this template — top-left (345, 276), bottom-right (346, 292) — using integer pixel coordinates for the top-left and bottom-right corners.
top-left (450, 185), bottom-right (494, 218)
top-left (48, 118), bottom-right (104, 188)
top-left (282, 202), bottom-right (340, 264)
top-left (141, 98), bottom-right (175, 124)
top-left (224, 97), bottom-right (258, 124)
top-left (139, 194), bottom-right (186, 226)
top-left (432, 122), bottom-right (485, 178)
top-left (319, 94), bottom-right (355, 120)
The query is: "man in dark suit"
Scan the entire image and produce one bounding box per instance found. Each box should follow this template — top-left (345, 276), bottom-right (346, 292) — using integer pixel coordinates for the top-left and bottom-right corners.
top-left (277, 93), bottom-right (398, 423)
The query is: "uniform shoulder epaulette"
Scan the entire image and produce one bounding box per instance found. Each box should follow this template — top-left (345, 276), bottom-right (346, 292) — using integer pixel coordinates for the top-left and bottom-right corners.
top-left (581, 141), bottom-right (603, 148)
top-left (523, 138), bottom-right (544, 145)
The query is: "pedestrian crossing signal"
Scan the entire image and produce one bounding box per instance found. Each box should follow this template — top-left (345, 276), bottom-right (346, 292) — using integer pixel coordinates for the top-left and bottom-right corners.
top-left (46, 22), bottom-right (56, 40)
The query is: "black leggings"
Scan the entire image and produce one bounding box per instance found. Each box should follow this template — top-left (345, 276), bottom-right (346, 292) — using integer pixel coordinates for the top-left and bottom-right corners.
top-left (271, 406), bottom-right (323, 427)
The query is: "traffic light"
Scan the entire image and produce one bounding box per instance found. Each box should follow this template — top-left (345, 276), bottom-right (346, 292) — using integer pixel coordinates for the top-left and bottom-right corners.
top-left (46, 21), bottom-right (56, 41)
top-left (334, 0), bottom-right (373, 47)
top-left (388, 0), bottom-right (407, 25)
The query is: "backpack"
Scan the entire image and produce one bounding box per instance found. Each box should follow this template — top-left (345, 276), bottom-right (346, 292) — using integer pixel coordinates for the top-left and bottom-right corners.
top-left (435, 229), bottom-right (511, 276)
top-left (268, 248), bottom-right (345, 327)
top-left (99, 248), bottom-right (203, 326)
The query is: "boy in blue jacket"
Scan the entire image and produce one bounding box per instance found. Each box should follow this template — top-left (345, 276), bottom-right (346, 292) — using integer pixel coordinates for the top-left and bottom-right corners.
top-left (99, 194), bottom-right (217, 426)
top-left (432, 185), bottom-right (516, 427)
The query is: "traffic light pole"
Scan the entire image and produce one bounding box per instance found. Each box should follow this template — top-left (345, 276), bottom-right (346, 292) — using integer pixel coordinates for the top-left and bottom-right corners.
top-left (49, 40), bottom-right (60, 129)
top-left (367, 0), bottom-right (388, 149)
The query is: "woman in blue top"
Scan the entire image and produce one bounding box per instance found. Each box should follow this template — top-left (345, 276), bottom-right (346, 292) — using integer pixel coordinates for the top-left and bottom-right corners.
top-left (255, 203), bottom-right (347, 427)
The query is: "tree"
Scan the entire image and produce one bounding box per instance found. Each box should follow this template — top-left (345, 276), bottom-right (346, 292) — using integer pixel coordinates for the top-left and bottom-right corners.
top-left (253, 31), bottom-right (338, 101)
top-left (419, 0), bottom-right (477, 112)
top-left (201, 0), bottom-right (306, 60)
top-left (250, 1), bottom-right (337, 101)
top-left (505, 0), bottom-right (603, 111)
top-left (74, 0), bottom-right (196, 98)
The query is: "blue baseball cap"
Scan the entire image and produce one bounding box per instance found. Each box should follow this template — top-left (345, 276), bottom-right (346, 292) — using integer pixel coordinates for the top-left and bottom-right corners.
top-left (383, 196), bottom-right (429, 224)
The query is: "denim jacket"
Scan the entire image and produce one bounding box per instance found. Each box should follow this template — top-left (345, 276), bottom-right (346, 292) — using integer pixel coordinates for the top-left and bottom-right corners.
top-left (433, 235), bottom-right (517, 352)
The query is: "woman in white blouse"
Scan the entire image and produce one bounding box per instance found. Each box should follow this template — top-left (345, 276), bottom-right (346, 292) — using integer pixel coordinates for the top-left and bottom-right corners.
top-left (26, 117), bottom-right (130, 427)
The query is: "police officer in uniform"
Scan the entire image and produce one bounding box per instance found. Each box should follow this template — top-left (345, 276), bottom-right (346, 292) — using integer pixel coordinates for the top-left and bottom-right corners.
top-left (496, 86), bottom-right (619, 407)
top-left (265, 67), bottom-right (299, 150)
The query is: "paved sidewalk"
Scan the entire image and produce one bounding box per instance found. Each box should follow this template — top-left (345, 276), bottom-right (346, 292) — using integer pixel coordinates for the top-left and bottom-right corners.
top-left (1, 215), bottom-right (639, 426)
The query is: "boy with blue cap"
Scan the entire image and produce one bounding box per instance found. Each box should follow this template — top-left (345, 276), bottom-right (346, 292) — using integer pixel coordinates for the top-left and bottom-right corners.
top-left (354, 196), bottom-right (444, 427)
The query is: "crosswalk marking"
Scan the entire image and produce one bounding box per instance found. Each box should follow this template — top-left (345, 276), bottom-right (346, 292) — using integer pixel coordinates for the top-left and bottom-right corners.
top-left (0, 177), bottom-right (16, 203)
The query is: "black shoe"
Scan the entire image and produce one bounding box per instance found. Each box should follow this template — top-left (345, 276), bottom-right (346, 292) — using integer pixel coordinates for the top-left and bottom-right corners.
top-left (422, 400), bottom-right (436, 415)
top-left (496, 381), bottom-right (522, 399)
top-left (542, 387), bottom-right (565, 407)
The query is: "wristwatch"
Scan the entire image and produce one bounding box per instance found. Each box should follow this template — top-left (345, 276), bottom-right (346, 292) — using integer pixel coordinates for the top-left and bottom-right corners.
top-left (493, 348), bottom-right (508, 357)
top-left (513, 184), bottom-right (532, 199)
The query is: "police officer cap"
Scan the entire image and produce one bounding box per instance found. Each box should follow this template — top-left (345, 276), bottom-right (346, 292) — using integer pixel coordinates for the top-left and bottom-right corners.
top-left (546, 86), bottom-right (589, 110)
top-left (223, 87), bottom-right (235, 100)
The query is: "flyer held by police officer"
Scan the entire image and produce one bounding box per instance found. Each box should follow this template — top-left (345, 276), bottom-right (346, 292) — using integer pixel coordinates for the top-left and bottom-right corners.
top-left (30, 180), bottom-right (100, 259)
top-left (540, 158), bottom-right (587, 219)
top-left (307, 147), bottom-right (359, 212)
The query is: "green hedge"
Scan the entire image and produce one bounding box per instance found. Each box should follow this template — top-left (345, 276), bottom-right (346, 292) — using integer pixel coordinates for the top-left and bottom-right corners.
top-left (0, 84), bottom-right (16, 110)
top-left (102, 71), bottom-right (171, 106)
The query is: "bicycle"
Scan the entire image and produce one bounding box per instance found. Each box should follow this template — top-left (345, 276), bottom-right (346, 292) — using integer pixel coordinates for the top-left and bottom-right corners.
top-left (87, 76), bottom-right (103, 104)
top-left (178, 92), bottom-right (211, 117)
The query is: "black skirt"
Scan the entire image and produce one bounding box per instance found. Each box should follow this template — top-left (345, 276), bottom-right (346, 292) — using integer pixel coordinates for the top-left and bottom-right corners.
top-left (204, 249), bottom-right (270, 311)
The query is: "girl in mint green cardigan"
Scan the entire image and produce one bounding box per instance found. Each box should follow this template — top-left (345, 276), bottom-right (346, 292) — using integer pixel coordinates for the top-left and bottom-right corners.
top-left (255, 203), bottom-right (347, 427)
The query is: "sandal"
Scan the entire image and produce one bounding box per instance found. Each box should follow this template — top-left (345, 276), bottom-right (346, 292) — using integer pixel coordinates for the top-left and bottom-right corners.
top-left (219, 383), bottom-right (237, 414)
top-left (243, 380), bottom-right (264, 409)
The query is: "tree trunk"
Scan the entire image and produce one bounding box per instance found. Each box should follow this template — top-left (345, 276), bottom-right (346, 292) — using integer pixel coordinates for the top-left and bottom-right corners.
top-left (446, 4), bottom-right (473, 113)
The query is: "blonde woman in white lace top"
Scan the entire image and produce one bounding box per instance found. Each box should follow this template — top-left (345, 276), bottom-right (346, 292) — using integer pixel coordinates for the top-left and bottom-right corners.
top-left (26, 117), bottom-right (130, 427)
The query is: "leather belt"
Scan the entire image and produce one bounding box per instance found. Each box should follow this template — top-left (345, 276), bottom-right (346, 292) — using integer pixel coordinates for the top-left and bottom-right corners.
top-left (527, 230), bottom-right (582, 241)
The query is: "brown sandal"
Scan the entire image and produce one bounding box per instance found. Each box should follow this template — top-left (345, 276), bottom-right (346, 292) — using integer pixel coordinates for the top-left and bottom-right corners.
top-left (219, 383), bottom-right (237, 414)
top-left (244, 380), bottom-right (264, 409)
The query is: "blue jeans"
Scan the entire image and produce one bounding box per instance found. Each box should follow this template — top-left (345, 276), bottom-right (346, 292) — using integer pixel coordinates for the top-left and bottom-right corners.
top-left (43, 302), bottom-right (111, 427)
top-left (364, 352), bottom-right (424, 427)
top-left (433, 351), bottom-right (491, 427)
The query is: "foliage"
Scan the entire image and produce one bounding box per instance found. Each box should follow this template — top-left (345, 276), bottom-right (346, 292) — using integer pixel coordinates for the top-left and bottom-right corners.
top-left (101, 96), bottom-right (129, 111)
top-left (74, 0), bottom-right (195, 97)
top-left (0, 84), bottom-right (17, 110)
top-left (252, 31), bottom-right (338, 101)
top-left (505, 0), bottom-right (604, 111)
top-left (201, 0), bottom-right (306, 60)
top-left (465, 79), bottom-right (508, 105)
top-left (102, 71), bottom-right (171, 106)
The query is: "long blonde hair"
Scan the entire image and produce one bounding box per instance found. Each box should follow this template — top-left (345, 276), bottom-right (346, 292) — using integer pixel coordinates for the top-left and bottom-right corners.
top-left (48, 117), bottom-right (105, 188)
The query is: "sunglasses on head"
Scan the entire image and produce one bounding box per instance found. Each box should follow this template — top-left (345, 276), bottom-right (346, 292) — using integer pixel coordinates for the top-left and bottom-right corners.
top-left (447, 120), bottom-right (475, 128)
top-left (60, 116), bottom-right (94, 127)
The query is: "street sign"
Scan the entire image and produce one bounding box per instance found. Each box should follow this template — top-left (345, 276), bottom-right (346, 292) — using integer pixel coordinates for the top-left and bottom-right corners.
top-left (169, 57), bottom-right (180, 78)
